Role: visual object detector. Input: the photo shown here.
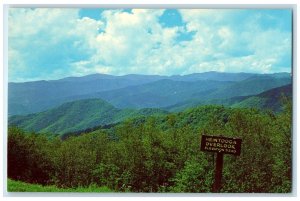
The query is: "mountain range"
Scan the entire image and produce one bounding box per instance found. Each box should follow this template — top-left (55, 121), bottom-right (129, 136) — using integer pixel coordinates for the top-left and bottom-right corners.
top-left (9, 71), bottom-right (291, 116)
top-left (165, 83), bottom-right (292, 112)
top-left (8, 71), bottom-right (292, 135)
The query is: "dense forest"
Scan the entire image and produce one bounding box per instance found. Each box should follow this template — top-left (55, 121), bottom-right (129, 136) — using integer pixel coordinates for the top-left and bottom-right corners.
top-left (8, 98), bottom-right (292, 193)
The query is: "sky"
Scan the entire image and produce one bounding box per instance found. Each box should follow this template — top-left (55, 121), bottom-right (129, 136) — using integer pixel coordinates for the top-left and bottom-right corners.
top-left (8, 8), bottom-right (292, 82)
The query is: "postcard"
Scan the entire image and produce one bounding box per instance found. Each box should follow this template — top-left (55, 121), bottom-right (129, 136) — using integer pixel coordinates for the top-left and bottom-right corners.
top-left (6, 7), bottom-right (293, 194)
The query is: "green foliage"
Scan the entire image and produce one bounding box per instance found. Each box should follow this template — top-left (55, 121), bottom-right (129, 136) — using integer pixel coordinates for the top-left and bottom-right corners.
top-left (7, 103), bottom-right (292, 193)
top-left (51, 135), bottom-right (97, 187)
top-left (8, 127), bottom-right (54, 184)
top-left (268, 97), bottom-right (292, 193)
top-left (169, 156), bottom-right (213, 192)
top-left (7, 179), bottom-right (112, 192)
top-left (221, 109), bottom-right (275, 192)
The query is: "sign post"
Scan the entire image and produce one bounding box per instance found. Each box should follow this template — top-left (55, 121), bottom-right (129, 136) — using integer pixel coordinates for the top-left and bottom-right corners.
top-left (213, 153), bottom-right (224, 192)
top-left (200, 135), bottom-right (242, 192)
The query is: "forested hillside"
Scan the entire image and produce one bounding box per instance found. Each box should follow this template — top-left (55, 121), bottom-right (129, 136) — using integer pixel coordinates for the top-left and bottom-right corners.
top-left (8, 101), bottom-right (292, 193)
top-left (9, 99), bottom-right (168, 134)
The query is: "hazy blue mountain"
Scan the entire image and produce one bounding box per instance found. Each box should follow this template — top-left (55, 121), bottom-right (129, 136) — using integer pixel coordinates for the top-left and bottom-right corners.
top-left (169, 71), bottom-right (290, 82)
top-left (231, 84), bottom-right (292, 112)
top-left (8, 72), bottom-right (291, 116)
top-left (166, 84), bottom-right (292, 112)
top-left (71, 75), bottom-right (291, 109)
top-left (9, 99), bottom-right (168, 135)
top-left (204, 75), bottom-right (291, 100)
top-left (169, 71), bottom-right (257, 82)
top-left (74, 79), bottom-right (235, 109)
top-left (8, 74), bottom-right (165, 115)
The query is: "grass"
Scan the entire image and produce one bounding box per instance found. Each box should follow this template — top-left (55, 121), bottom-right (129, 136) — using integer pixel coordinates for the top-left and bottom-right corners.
top-left (7, 179), bottom-right (113, 193)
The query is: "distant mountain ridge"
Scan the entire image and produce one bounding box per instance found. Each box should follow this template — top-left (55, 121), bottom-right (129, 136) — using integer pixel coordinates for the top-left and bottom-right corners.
top-left (231, 84), bottom-right (292, 112)
top-left (165, 84), bottom-right (292, 112)
top-left (9, 71), bottom-right (257, 84)
top-left (9, 71), bottom-right (291, 116)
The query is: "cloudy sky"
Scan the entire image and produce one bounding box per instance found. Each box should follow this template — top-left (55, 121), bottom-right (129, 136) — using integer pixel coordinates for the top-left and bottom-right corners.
top-left (8, 8), bottom-right (292, 82)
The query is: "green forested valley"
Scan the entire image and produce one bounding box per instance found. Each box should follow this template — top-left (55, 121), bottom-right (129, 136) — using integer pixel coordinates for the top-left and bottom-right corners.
top-left (8, 100), bottom-right (292, 193)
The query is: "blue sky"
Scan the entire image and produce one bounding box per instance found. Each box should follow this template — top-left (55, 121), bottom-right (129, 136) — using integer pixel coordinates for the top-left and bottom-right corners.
top-left (8, 8), bottom-right (292, 82)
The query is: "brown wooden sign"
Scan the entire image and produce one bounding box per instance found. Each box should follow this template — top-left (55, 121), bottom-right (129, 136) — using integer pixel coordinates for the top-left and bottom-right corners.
top-left (200, 135), bottom-right (242, 192)
top-left (201, 135), bottom-right (242, 156)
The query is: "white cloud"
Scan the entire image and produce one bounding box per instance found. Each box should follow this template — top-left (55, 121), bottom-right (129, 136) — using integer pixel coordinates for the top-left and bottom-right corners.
top-left (178, 9), bottom-right (291, 73)
top-left (79, 9), bottom-right (189, 75)
top-left (8, 8), bottom-right (101, 81)
top-left (8, 8), bottom-right (292, 82)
